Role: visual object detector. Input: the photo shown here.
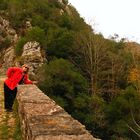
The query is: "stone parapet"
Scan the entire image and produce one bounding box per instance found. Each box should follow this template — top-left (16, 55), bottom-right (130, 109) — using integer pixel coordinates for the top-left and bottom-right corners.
top-left (17, 85), bottom-right (100, 140)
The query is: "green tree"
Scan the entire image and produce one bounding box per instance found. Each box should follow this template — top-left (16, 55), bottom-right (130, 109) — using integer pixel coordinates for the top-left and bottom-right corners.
top-left (46, 28), bottom-right (74, 59)
top-left (26, 26), bottom-right (46, 46)
top-left (106, 86), bottom-right (140, 139)
top-left (37, 58), bottom-right (88, 110)
top-left (0, 0), bottom-right (8, 10)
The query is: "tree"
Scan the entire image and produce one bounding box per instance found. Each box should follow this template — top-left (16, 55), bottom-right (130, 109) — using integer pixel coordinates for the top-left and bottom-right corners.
top-left (73, 30), bottom-right (111, 95)
top-left (26, 26), bottom-right (46, 46)
top-left (0, 0), bottom-right (8, 10)
top-left (73, 30), bottom-right (132, 101)
top-left (37, 58), bottom-right (88, 111)
top-left (106, 86), bottom-right (140, 139)
top-left (46, 28), bottom-right (74, 59)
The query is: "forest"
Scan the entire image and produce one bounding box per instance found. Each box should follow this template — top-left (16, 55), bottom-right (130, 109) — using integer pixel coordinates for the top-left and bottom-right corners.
top-left (0, 0), bottom-right (140, 139)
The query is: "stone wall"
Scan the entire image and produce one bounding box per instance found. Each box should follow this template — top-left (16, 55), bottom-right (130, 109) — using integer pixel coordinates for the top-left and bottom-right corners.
top-left (17, 85), bottom-right (100, 140)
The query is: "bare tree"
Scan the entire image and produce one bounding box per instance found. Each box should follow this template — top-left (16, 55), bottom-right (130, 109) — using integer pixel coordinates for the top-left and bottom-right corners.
top-left (72, 30), bottom-right (127, 98)
top-left (73, 30), bottom-right (110, 95)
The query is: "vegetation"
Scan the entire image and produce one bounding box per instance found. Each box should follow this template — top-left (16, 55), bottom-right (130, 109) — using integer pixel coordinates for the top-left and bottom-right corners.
top-left (15, 37), bottom-right (27, 56)
top-left (0, 0), bottom-right (140, 139)
top-left (0, 101), bottom-right (22, 139)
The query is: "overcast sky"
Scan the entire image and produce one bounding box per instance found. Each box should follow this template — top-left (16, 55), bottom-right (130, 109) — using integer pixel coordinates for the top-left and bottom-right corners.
top-left (68, 0), bottom-right (140, 43)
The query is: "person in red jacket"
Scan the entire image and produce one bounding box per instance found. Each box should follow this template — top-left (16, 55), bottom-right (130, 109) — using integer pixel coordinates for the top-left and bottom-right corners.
top-left (4, 64), bottom-right (33, 112)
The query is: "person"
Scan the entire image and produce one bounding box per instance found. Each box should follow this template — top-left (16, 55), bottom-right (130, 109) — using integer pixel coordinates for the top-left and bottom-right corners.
top-left (4, 64), bottom-right (34, 112)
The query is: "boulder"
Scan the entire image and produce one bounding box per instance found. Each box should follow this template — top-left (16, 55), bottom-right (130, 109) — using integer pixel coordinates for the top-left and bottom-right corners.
top-left (21, 41), bottom-right (46, 74)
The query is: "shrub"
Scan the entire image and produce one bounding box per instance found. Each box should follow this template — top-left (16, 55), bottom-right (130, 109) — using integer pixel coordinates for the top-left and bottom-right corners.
top-left (37, 58), bottom-right (88, 109)
top-left (105, 86), bottom-right (140, 139)
top-left (47, 28), bottom-right (74, 58)
top-left (26, 26), bottom-right (46, 46)
top-left (0, 0), bottom-right (8, 10)
top-left (62, 0), bottom-right (68, 5)
top-left (15, 37), bottom-right (27, 56)
top-left (58, 14), bottom-right (72, 29)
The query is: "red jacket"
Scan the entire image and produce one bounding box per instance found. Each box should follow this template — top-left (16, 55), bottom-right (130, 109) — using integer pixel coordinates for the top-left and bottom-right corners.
top-left (4, 67), bottom-right (33, 90)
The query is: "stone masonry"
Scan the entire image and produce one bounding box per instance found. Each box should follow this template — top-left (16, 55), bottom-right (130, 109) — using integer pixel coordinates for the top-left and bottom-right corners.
top-left (17, 85), bottom-right (100, 140)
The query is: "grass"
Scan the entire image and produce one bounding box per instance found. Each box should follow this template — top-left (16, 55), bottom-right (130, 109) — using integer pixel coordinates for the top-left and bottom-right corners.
top-left (13, 101), bottom-right (22, 140)
top-left (0, 101), bottom-right (22, 140)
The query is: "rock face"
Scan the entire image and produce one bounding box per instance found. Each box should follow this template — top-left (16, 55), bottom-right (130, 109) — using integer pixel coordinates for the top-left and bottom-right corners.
top-left (0, 16), bottom-right (45, 73)
top-left (21, 41), bottom-right (46, 74)
top-left (2, 41), bottom-right (45, 74)
top-left (58, 0), bottom-right (63, 4)
top-left (0, 16), bottom-right (18, 69)
top-left (17, 85), bottom-right (100, 140)
top-left (0, 16), bottom-right (18, 45)
top-left (0, 16), bottom-right (44, 74)
top-left (3, 47), bottom-right (15, 67)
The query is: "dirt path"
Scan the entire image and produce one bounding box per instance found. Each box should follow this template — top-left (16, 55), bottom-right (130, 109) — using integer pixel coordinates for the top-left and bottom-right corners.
top-left (0, 76), bottom-right (22, 140)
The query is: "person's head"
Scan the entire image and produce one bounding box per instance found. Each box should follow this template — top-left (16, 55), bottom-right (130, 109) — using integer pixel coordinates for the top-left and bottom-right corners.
top-left (22, 64), bottom-right (29, 74)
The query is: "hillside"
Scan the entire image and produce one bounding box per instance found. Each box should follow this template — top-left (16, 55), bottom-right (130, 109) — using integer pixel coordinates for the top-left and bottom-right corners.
top-left (0, 0), bottom-right (140, 139)
top-left (125, 41), bottom-right (140, 55)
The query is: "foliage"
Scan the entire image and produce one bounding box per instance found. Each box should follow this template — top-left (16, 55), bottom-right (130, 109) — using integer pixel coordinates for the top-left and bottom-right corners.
top-left (26, 26), bottom-right (46, 46)
top-left (37, 58), bottom-right (88, 110)
top-left (62, 0), bottom-right (68, 5)
top-left (46, 28), bottom-right (74, 59)
top-left (105, 86), bottom-right (140, 139)
top-left (0, 0), bottom-right (8, 10)
top-left (15, 37), bottom-right (27, 56)
top-left (58, 14), bottom-right (73, 29)
top-left (13, 101), bottom-right (22, 140)
top-left (1, 0), bottom-right (140, 139)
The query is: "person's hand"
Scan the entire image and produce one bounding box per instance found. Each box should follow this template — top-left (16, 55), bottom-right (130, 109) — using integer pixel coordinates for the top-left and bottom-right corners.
top-left (33, 81), bottom-right (38, 84)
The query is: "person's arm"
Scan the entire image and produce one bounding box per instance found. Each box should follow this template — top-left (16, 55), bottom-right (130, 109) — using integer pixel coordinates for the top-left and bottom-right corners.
top-left (6, 67), bottom-right (17, 78)
top-left (23, 74), bottom-right (33, 84)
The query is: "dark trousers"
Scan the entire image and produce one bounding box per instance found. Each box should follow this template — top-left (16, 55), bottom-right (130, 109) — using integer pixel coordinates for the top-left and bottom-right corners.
top-left (4, 83), bottom-right (17, 110)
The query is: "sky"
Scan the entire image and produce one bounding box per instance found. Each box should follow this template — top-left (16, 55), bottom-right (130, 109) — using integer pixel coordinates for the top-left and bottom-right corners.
top-left (68, 0), bottom-right (140, 43)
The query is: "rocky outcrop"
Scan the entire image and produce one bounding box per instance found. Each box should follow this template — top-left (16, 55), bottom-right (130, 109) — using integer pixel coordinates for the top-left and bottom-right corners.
top-left (3, 46), bottom-right (15, 67)
top-left (65, 5), bottom-right (71, 15)
top-left (0, 16), bottom-right (18, 69)
top-left (25, 21), bottom-right (32, 29)
top-left (0, 16), bottom-right (45, 73)
top-left (17, 85), bottom-right (100, 140)
top-left (58, 0), bottom-right (63, 4)
top-left (0, 16), bottom-right (18, 45)
top-left (2, 41), bottom-right (46, 73)
top-left (60, 9), bottom-right (64, 15)
top-left (20, 41), bottom-right (46, 74)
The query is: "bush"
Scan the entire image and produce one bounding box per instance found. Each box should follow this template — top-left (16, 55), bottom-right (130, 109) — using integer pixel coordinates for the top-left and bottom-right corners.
top-left (47, 28), bottom-right (74, 59)
top-left (37, 58), bottom-right (88, 110)
top-left (31, 15), bottom-right (46, 29)
top-left (62, 0), bottom-right (68, 5)
top-left (58, 14), bottom-right (72, 29)
top-left (32, 0), bottom-right (51, 18)
top-left (105, 86), bottom-right (140, 139)
top-left (26, 26), bottom-right (46, 46)
top-left (15, 37), bottom-right (27, 56)
top-left (0, 0), bottom-right (8, 10)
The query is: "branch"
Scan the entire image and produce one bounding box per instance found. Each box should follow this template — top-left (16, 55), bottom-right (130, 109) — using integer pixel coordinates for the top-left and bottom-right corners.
top-left (131, 110), bottom-right (140, 130)
top-left (126, 123), bottom-right (140, 138)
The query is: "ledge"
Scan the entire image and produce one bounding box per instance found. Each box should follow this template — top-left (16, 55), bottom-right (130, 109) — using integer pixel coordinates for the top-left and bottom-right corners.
top-left (17, 85), bottom-right (100, 140)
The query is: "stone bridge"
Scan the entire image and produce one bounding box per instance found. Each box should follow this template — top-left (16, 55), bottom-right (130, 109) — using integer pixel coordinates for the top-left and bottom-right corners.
top-left (0, 76), bottom-right (100, 140)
